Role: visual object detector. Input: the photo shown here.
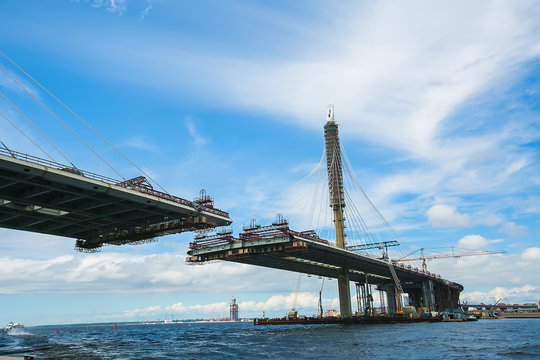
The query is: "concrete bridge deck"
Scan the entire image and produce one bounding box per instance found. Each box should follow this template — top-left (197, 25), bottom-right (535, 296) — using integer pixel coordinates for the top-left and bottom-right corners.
top-left (186, 224), bottom-right (463, 312)
top-left (187, 231), bottom-right (461, 287)
top-left (0, 149), bottom-right (231, 251)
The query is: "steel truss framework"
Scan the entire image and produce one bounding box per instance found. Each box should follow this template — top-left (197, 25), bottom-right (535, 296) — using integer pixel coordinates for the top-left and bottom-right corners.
top-left (187, 222), bottom-right (463, 312)
top-left (0, 149), bottom-right (232, 251)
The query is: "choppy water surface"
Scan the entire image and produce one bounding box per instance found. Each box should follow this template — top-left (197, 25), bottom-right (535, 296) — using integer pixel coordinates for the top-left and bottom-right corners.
top-left (1, 319), bottom-right (539, 359)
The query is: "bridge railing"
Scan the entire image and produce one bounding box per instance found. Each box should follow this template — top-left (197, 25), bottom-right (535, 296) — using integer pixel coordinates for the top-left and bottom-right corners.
top-left (0, 147), bottom-right (119, 184)
top-left (0, 148), bottom-right (230, 218)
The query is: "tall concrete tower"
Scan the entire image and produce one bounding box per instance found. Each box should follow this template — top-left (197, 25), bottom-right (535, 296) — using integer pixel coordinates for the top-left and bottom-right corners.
top-left (324, 105), bottom-right (352, 317)
top-left (229, 297), bottom-right (239, 321)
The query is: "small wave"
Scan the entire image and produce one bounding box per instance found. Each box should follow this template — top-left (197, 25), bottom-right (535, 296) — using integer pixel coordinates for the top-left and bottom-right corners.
top-left (4, 329), bottom-right (35, 336)
top-left (499, 351), bottom-right (539, 358)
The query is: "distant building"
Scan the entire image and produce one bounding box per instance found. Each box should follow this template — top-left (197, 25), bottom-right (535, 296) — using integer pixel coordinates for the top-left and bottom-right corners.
top-left (230, 297), bottom-right (239, 321)
top-left (324, 309), bottom-right (340, 317)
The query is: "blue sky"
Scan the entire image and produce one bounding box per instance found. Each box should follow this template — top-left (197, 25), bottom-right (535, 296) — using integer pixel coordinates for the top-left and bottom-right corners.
top-left (0, 0), bottom-right (539, 325)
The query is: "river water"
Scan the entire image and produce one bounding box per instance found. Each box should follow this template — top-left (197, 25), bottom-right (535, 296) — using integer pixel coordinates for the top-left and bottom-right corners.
top-left (1, 319), bottom-right (539, 359)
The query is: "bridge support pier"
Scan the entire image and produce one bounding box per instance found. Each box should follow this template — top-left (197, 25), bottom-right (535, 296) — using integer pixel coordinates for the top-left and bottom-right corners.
top-left (338, 268), bottom-right (352, 317)
top-left (355, 277), bottom-right (374, 316)
top-left (422, 280), bottom-right (435, 312)
top-left (383, 284), bottom-right (397, 315)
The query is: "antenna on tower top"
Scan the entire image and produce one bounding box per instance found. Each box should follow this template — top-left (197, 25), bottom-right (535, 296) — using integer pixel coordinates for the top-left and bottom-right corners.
top-left (326, 105), bottom-right (334, 122)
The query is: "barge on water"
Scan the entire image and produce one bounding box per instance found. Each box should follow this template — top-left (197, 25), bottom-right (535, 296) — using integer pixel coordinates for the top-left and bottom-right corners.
top-left (254, 315), bottom-right (442, 326)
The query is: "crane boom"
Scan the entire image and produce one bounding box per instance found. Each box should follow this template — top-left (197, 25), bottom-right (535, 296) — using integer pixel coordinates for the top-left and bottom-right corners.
top-left (393, 249), bottom-right (506, 273)
top-left (387, 259), bottom-right (405, 315)
top-left (388, 261), bottom-right (404, 294)
top-left (395, 250), bottom-right (506, 262)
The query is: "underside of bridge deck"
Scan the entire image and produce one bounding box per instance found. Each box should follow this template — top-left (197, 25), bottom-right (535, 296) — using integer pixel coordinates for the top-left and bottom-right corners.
top-left (0, 151), bottom-right (232, 251)
top-left (187, 226), bottom-right (463, 312)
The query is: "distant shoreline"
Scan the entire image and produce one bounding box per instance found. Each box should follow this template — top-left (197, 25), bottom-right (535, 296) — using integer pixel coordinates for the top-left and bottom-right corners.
top-left (29, 319), bottom-right (253, 328)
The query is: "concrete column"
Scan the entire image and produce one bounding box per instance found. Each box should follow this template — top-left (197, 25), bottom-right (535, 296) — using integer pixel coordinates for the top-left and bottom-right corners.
top-left (383, 284), bottom-right (397, 315)
top-left (338, 268), bottom-right (352, 317)
top-left (422, 280), bottom-right (435, 312)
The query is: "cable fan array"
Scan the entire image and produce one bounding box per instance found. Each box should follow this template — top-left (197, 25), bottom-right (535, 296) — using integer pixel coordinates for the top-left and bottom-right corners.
top-left (224, 137), bottom-right (424, 271)
top-left (0, 50), bottom-right (167, 193)
top-left (1, 49), bottom-right (421, 272)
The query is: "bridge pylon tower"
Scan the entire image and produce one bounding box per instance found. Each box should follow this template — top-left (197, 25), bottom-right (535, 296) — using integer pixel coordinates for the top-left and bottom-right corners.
top-left (323, 105), bottom-right (352, 318)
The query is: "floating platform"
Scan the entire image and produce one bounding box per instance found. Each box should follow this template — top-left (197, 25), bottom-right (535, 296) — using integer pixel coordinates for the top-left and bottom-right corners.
top-left (254, 315), bottom-right (442, 326)
top-left (500, 312), bottom-right (540, 319)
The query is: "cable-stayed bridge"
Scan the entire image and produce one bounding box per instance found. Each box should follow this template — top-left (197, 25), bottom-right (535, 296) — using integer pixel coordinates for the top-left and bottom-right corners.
top-left (0, 50), bottom-right (231, 251)
top-left (0, 50), bottom-right (463, 317)
top-left (0, 147), bottom-right (231, 251)
top-left (186, 221), bottom-right (463, 314)
top-left (187, 107), bottom-right (463, 316)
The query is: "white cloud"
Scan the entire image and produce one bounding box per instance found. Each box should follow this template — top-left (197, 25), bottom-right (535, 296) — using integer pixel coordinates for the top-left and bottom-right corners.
top-left (117, 136), bottom-right (158, 152)
top-left (123, 305), bottom-right (162, 318)
top-left (455, 234), bottom-right (504, 251)
top-left (457, 235), bottom-right (489, 250)
top-left (120, 301), bottom-right (232, 319)
top-left (184, 116), bottom-right (208, 147)
top-left (427, 247), bottom-right (540, 302)
top-left (218, 1), bottom-right (540, 155)
top-left (461, 285), bottom-right (538, 304)
top-left (104, 279), bottom-right (540, 320)
top-left (59, 1), bottom-right (539, 159)
top-left (0, 71), bottom-right (27, 94)
top-left (0, 249), bottom-right (306, 295)
top-left (27, 0), bottom-right (538, 230)
top-left (479, 214), bottom-right (505, 227)
top-left (0, 229), bottom-right (75, 259)
top-left (426, 204), bottom-right (471, 228)
top-left (140, 0), bottom-right (153, 20)
top-left (522, 247), bottom-right (540, 261)
top-left (499, 221), bottom-right (528, 238)
top-left (425, 204), bottom-right (519, 233)
top-left (117, 292), bottom-right (340, 320)
top-left (91, 0), bottom-right (127, 15)
top-left (0, 63), bottom-right (44, 105)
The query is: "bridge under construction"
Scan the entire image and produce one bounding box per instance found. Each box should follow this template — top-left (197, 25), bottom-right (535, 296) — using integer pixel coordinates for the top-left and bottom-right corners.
top-left (0, 99), bottom-right (465, 319)
top-left (0, 49), bottom-right (493, 323)
top-left (187, 106), bottom-right (464, 318)
top-left (0, 148), bottom-right (231, 251)
top-left (0, 49), bottom-right (232, 252)
top-left (187, 221), bottom-right (463, 314)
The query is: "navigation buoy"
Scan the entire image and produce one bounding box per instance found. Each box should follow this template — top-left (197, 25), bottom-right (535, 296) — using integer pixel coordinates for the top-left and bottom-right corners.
top-left (56, 329), bottom-right (59, 334)
top-left (114, 323), bottom-right (117, 330)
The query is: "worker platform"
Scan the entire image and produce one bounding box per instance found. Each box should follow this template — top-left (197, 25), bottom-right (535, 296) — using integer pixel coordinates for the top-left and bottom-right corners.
top-left (186, 220), bottom-right (463, 312)
top-left (0, 148), bottom-right (232, 251)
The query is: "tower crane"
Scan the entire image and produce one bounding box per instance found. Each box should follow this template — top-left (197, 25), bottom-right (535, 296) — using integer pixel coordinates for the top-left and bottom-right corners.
top-left (393, 248), bottom-right (507, 273)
